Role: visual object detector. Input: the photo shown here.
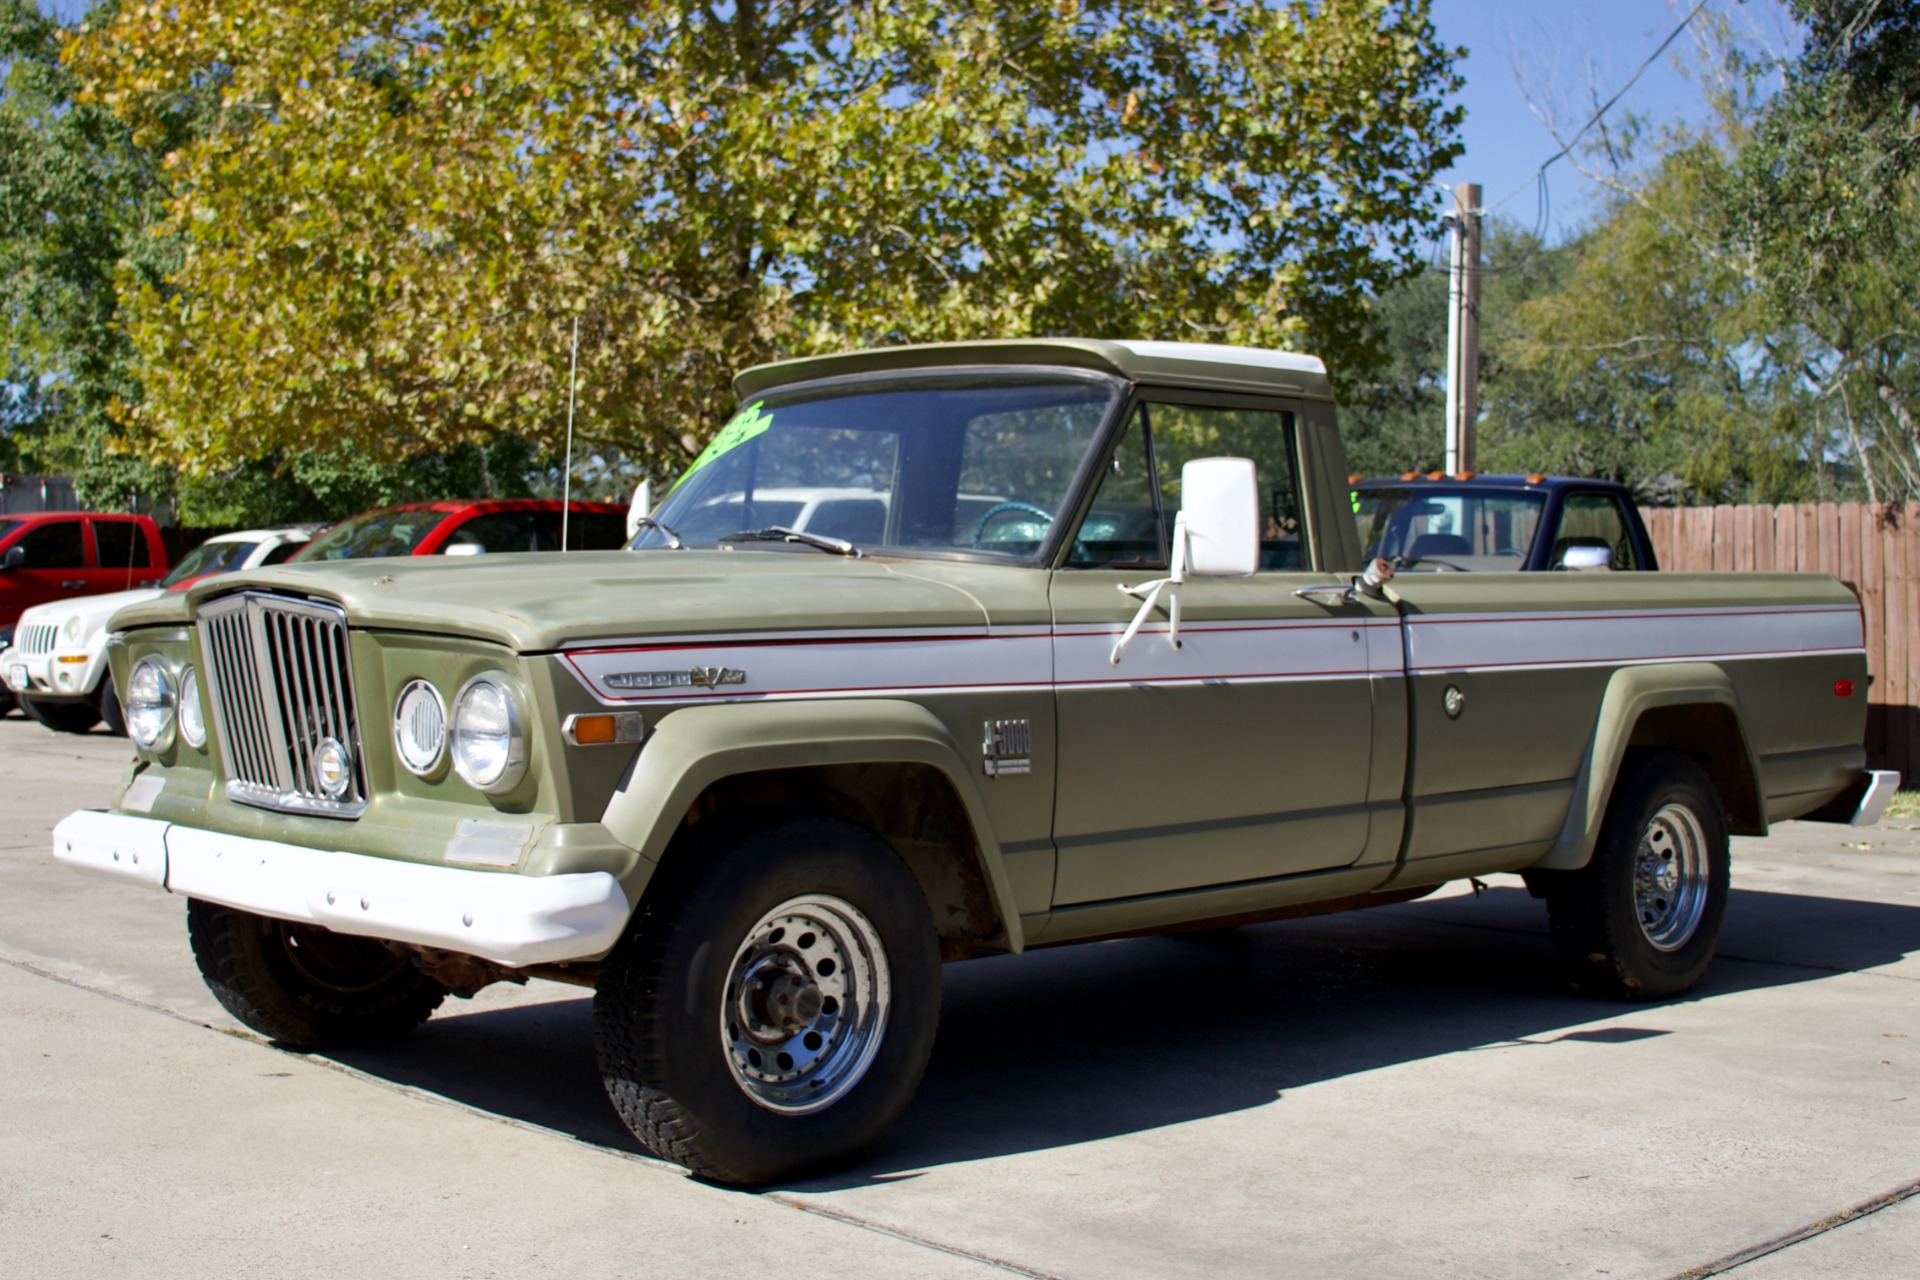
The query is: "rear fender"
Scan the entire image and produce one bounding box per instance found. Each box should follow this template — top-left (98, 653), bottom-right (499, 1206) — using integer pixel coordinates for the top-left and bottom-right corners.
top-left (1532, 663), bottom-right (1765, 871)
top-left (600, 698), bottom-right (1023, 953)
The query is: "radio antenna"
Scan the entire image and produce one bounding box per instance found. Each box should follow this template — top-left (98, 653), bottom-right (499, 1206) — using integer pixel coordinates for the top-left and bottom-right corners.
top-left (561, 315), bottom-right (579, 553)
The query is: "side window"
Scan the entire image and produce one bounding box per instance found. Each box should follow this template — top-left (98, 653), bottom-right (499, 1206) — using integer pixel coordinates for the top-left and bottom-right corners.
top-left (1067, 408), bottom-right (1166, 568)
top-left (259, 541), bottom-right (304, 566)
top-left (16, 520), bottom-right (86, 569)
top-left (443, 512), bottom-right (554, 554)
top-left (1551, 493), bottom-right (1639, 571)
top-left (93, 520), bottom-right (152, 569)
top-left (1145, 403), bottom-right (1306, 571)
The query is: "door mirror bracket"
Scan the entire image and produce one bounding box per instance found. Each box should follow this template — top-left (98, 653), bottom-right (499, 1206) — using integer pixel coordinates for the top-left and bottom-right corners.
top-left (1110, 458), bottom-right (1259, 664)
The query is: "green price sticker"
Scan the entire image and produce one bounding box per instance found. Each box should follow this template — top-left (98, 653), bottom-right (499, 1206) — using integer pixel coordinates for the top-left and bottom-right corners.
top-left (1350, 489), bottom-right (1361, 514)
top-left (669, 401), bottom-right (774, 492)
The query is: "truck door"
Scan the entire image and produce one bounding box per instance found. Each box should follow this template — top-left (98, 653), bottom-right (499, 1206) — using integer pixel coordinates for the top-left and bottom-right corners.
top-left (1, 518), bottom-right (92, 621)
top-left (1047, 396), bottom-right (1393, 905)
top-left (88, 518), bottom-right (164, 593)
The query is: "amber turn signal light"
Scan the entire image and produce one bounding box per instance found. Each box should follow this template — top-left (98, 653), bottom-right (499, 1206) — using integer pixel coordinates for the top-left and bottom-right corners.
top-left (561, 711), bottom-right (646, 746)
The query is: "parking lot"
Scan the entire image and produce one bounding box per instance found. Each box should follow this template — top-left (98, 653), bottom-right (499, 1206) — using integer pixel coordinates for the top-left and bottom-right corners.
top-left (1, 714), bottom-right (1914, 1279)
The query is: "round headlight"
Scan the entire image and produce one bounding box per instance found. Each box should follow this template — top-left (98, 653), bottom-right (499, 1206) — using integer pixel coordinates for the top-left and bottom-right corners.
top-left (393, 679), bottom-right (448, 777)
top-left (62, 615), bottom-right (84, 644)
top-left (127, 656), bottom-right (176, 752)
top-left (178, 665), bottom-right (206, 749)
top-left (451, 674), bottom-right (528, 793)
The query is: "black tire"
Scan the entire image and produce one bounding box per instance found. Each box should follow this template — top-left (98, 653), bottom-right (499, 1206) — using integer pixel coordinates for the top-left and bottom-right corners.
top-left (98, 680), bottom-right (127, 737)
top-left (594, 813), bottom-right (941, 1186)
top-left (186, 899), bottom-right (448, 1049)
top-left (22, 696), bottom-right (101, 734)
top-left (1541, 750), bottom-right (1730, 1000)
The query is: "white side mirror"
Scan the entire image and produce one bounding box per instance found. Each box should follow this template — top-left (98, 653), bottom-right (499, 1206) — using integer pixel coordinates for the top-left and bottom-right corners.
top-left (1110, 457), bottom-right (1260, 664)
top-left (627, 480), bottom-right (654, 540)
top-left (1559, 545), bottom-right (1612, 571)
top-left (1178, 457), bottom-right (1260, 577)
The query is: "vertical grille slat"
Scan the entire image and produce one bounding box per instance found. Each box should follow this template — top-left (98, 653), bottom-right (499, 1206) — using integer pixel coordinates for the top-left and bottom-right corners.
top-left (195, 592), bottom-right (366, 818)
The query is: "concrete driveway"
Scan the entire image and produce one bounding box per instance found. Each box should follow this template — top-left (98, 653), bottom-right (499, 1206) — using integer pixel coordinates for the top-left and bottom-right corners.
top-left (1, 714), bottom-right (1914, 1278)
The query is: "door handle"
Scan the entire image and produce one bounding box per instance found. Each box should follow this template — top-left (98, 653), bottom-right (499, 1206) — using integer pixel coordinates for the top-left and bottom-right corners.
top-left (62, 580), bottom-right (88, 589)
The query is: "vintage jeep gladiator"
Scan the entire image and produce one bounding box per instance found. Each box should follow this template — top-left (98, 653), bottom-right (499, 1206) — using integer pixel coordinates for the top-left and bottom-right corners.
top-left (55, 340), bottom-right (1898, 1185)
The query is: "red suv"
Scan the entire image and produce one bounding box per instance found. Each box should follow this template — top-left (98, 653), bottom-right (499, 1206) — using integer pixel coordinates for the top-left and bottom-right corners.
top-left (292, 499), bottom-right (629, 562)
top-left (1, 512), bottom-right (168, 644)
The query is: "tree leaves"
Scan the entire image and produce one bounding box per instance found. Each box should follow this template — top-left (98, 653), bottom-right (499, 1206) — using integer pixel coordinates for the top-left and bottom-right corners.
top-left (69, 0), bottom-right (1464, 479)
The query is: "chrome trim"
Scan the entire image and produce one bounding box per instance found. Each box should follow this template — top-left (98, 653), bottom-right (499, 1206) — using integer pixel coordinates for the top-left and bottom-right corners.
top-left (451, 672), bottom-right (530, 794)
top-left (127, 655), bottom-right (177, 753)
top-left (1853, 770), bottom-right (1902, 827)
top-left (560, 711), bottom-right (645, 747)
top-left (197, 592), bottom-right (367, 819)
top-left (392, 678), bottom-right (449, 777)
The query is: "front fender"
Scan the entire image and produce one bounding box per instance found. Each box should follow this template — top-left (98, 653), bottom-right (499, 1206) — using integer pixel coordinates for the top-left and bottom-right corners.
top-left (601, 698), bottom-right (1024, 953)
top-left (1532, 662), bottom-right (1764, 871)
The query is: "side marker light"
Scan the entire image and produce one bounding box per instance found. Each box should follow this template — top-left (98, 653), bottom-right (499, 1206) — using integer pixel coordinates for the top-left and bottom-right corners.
top-left (1835, 679), bottom-right (1854, 698)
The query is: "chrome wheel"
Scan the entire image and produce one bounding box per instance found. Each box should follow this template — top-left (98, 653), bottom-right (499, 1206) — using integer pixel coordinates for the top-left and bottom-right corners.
top-left (1634, 802), bottom-right (1710, 951)
top-left (721, 894), bottom-right (891, 1114)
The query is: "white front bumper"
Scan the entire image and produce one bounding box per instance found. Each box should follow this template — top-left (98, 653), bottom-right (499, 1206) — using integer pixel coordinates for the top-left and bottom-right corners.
top-left (53, 810), bottom-right (631, 967)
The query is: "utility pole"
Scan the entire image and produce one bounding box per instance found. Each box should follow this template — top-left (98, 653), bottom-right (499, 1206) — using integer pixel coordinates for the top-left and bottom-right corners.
top-left (1443, 182), bottom-right (1482, 475)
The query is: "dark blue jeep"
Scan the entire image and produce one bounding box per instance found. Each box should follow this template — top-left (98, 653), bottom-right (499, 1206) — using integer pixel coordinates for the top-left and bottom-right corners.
top-left (1351, 473), bottom-right (1658, 572)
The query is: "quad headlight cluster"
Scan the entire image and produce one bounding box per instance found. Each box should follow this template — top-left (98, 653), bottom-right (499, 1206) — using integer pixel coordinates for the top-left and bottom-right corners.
top-left (392, 672), bottom-right (529, 794)
top-left (127, 656), bottom-right (176, 752)
top-left (127, 657), bottom-right (206, 754)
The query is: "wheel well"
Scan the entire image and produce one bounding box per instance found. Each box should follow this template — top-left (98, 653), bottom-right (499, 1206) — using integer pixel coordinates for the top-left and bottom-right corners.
top-left (1625, 704), bottom-right (1765, 835)
top-left (672, 762), bottom-right (1008, 960)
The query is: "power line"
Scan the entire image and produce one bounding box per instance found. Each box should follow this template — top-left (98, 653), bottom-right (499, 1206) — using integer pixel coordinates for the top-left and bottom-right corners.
top-left (1488, 0), bottom-right (1712, 215)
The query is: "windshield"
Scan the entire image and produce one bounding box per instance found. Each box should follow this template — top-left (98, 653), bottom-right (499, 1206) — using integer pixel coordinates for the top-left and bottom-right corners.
top-left (292, 509), bottom-right (448, 562)
top-left (0, 518), bottom-right (18, 544)
top-left (633, 370), bottom-right (1124, 558)
top-left (1356, 487), bottom-right (1546, 570)
top-left (163, 540), bottom-right (259, 586)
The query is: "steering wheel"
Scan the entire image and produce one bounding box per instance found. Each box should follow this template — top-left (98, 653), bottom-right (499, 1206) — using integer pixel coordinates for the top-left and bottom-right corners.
top-left (969, 501), bottom-right (1056, 549)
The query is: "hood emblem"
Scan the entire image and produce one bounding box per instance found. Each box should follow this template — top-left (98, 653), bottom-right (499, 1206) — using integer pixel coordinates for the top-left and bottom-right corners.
top-left (606, 666), bottom-right (747, 691)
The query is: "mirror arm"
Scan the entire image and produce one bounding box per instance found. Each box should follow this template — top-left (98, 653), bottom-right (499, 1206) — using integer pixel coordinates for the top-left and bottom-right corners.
top-left (1111, 513), bottom-right (1188, 664)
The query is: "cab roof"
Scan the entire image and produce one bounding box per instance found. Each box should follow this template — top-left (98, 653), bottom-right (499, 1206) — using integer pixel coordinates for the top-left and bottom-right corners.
top-left (735, 339), bottom-right (1333, 403)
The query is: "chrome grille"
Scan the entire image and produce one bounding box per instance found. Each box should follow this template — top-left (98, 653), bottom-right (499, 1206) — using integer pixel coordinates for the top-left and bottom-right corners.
top-left (197, 592), bottom-right (367, 818)
top-left (15, 624), bottom-right (59, 656)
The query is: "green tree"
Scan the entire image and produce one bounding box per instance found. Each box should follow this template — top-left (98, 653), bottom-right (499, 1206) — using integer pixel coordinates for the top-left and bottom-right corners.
top-left (0, 0), bottom-right (189, 505)
top-left (72, 0), bottom-right (1464, 481)
top-left (1719, 0), bottom-right (1920, 500)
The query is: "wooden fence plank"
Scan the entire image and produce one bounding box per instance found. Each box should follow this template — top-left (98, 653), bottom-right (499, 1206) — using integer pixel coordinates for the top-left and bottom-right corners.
top-left (1860, 504), bottom-right (1885, 766)
top-left (1686, 506), bottom-right (1716, 571)
top-left (1886, 509), bottom-right (1910, 782)
top-left (1818, 501), bottom-right (1841, 580)
top-left (1839, 502), bottom-right (1862, 595)
top-left (1713, 505), bottom-right (1738, 571)
top-left (1752, 505), bottom-right (1775, 572)
top-left (1776, 503), bottom-right (1799, 572)
top-left (1734, 505), bottom-right (1756, 572)
top-left (1799, 503), bottom-right (1819, 572)
top-left (1907, 505), bottom-right (1920, 779)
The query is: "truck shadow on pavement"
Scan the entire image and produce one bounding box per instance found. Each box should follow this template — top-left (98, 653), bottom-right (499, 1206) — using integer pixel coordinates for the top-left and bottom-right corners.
top-left (322, 884), bottom-right (1920, 1183)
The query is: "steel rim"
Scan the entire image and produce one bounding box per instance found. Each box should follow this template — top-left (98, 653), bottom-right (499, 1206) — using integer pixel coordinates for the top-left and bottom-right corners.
top-left (1634, 802), bottom-right (1710, 951)
top-left (720, 894), bottom-right (890, 1115)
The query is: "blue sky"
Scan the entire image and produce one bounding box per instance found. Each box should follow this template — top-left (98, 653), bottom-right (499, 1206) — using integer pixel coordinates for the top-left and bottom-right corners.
top-left (1430, 0), bottom-right (1796, 241)
top-left (44, 0), bottom-right (1793, 246)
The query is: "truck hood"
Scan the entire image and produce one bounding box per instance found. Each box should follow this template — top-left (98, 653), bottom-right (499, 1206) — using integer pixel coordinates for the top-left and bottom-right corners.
top-left (108, 550), bottom-right (1007, 651)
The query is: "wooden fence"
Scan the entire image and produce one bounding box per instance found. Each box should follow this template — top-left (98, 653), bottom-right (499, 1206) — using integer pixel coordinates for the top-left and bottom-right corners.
top-left (1640, 502), bottom-right (1918, 783)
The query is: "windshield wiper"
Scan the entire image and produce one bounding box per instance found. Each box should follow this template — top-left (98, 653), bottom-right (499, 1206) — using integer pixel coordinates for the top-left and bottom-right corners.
top-left (630, 516), bottom-right (685, 549)
top-left (720, 526), bottom-right (862, 557)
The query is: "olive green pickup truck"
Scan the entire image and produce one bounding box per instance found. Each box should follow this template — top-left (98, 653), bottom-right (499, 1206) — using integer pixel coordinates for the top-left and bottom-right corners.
top-left (55, 340), bottom-right (1898, 1185)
